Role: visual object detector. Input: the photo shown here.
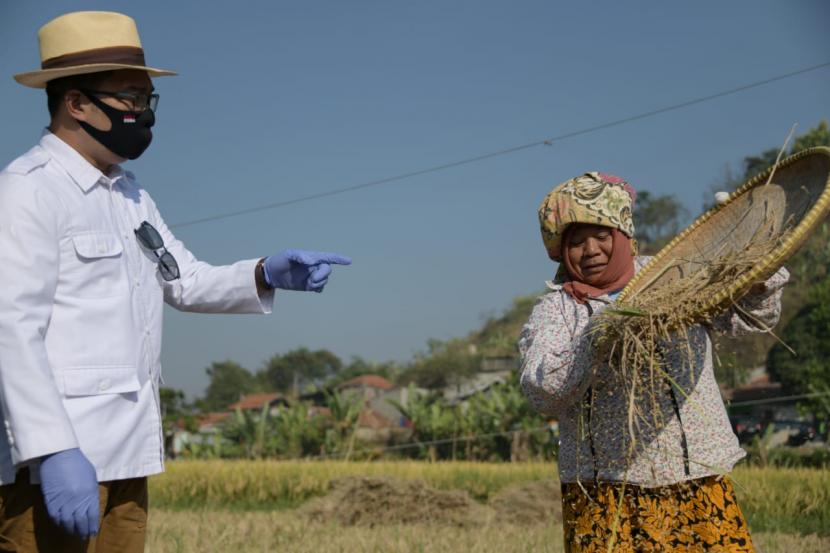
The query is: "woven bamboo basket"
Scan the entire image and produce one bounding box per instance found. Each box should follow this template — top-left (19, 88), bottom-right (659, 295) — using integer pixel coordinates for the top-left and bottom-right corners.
top-left (617, 146), bottom-right (830, 316)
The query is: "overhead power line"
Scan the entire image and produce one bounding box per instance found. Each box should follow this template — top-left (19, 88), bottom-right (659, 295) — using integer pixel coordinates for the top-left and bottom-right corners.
top-left (171, 61), bottom-right (830, 229)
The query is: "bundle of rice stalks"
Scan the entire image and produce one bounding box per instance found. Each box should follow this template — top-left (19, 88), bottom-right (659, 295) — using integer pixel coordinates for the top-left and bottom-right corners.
top-left (591, 146), bottom-right (830, 453)
top-left (591, 235), bottom-right (782, 445)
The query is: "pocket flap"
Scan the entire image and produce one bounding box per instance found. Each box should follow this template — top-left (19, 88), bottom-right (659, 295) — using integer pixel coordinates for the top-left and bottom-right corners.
top-left (62, 368), bottom-right (141, 396)
top-left (72, 232), bottom-right (123, 259)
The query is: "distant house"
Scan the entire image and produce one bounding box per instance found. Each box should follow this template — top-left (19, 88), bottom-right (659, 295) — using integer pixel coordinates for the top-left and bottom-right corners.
top-left (196, 411), bottom-right (232, 431)
top-left (332, 374), bottom-right (428, 442)
top-left (167, 411), bottom-right (231, 458)
top-left (443, 372), bottom-right (510, 404)
top-left (372, 385), bottom-right (430, 429)
top-left (443, 356), bottom-right (516, 404)
top-left (722, 368), bottom-right (817, 447)
top-left (337, 375), bottom-right (395, 398)
top-left (336, 375), bottom-right (404, 425)
top-left (227, 392), bottom-right (290, 417)
top-left (723, 368), bottom-right (799, 422)
top-left (353, 407), bottom-right (398, 444)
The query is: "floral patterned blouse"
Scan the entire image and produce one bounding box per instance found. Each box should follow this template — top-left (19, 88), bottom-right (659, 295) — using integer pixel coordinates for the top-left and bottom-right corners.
top-left (518, 257), bottom-right (789, 487)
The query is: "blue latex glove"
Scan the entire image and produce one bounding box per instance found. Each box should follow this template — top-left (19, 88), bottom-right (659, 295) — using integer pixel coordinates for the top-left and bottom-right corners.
top-left (40, 448), bottom-right (100, 539)
top-left (263, 249), bottom-right (351, 292)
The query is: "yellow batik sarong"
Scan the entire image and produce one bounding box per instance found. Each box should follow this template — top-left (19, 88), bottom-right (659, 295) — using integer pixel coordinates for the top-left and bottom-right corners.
top-left (562, 475), bottom-right (754, 553)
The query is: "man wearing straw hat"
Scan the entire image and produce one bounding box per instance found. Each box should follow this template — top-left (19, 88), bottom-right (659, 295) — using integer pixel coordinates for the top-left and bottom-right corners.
top-left (0, 11), bottom-right (350, 551)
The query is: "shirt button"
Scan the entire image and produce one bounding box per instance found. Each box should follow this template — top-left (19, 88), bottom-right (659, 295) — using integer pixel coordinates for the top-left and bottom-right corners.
top-left (99, 379), bottom-right (111, 391)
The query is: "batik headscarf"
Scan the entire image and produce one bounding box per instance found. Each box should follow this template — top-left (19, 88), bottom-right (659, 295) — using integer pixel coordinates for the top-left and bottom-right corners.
top-left (538, 172), bottom-right (637, 261)
top-left (538, 172), bottom-right (639, 303)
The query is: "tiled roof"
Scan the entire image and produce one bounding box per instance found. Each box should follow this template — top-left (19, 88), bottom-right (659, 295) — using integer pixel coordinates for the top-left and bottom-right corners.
top-left (196, 412), bottom-right (230, 430)
top-left (337, 375), bottom-right (395, 391)
top-left (227, 392), bottom-right (285, 411)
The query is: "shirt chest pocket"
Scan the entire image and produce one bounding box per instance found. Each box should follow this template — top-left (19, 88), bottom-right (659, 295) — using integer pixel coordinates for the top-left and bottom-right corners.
top-left (64, 232), bottom-right (128, 298)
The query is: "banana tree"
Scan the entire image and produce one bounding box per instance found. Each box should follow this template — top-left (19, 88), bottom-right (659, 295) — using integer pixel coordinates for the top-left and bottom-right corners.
top-left (221, 404), bottom-right (270, 459)
top-left (323, 390), bottom-right (362, 459)
top-left (269, 402), bottom-right (325, 458)
top-left (389, 385), bottom-right (460, 461)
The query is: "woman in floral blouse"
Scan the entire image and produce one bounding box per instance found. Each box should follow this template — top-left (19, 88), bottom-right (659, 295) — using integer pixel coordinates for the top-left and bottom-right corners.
top-left (519, 172), bottom-right (788, 552)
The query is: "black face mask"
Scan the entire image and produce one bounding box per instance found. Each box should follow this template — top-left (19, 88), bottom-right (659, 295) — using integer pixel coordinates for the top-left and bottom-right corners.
top-left (78, 92), bottom-right (155, 160)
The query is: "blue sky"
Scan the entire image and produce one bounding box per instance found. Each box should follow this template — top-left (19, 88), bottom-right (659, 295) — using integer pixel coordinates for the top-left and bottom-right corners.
top-left (1, 1), bottom-right (828, 398)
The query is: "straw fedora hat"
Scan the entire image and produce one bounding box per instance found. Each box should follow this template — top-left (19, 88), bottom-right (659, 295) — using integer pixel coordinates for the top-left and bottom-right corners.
top-left (14, 11), bottom-right (176, 88)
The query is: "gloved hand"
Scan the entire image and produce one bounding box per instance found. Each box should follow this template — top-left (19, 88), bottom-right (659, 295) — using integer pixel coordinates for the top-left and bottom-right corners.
top-left (40, 448), bottom-right (100, 539)
top-left (263, 249), bottom-right (351, 292)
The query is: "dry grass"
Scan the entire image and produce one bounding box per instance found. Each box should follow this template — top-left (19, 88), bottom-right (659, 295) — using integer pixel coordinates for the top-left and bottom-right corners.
top-left (300, 475), bottom-right (489, 526)
top-left (144, 509), bottom-right (830, 553)
top-left (146, 510), bottom-right (563, 552)
top-left (144, 462), bottom-right (829, 551)
top-left (150, 460), bottom-right (555, 508)
top-left (148, 461), bottom-right (830, 536)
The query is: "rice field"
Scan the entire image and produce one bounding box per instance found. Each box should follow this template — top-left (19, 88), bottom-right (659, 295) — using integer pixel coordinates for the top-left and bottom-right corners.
top-left (145, 460), bottom-right (830, 552)
top-left (146, 510), bottom-right (830, 553)
top-left (150, 460), bottom-right (554, 508)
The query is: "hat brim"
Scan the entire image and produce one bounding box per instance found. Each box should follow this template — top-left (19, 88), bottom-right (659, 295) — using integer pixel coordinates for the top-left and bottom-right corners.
top-left (14, 63), bottom-right (177, 88)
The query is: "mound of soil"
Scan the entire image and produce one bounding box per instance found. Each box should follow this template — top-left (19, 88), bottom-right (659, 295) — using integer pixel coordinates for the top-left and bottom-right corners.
top-left (301, 476), bottom-right (488, 527)
top-left (489, 480), bottom-right (562, 525)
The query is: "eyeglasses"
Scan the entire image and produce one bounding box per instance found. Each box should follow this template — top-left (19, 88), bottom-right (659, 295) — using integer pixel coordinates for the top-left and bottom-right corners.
top-left (134, 221), bottom-right (180, 281)
top-left (83, 89), bottom-right (160, 112)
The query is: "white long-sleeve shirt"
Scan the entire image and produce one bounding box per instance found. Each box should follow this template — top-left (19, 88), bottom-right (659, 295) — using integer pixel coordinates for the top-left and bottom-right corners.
top-left (0, 131), bottom-right (273, 484)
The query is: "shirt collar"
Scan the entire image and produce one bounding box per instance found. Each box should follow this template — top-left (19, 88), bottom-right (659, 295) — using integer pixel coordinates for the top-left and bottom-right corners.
top-left (545, 263), bottom-right (566, 291)
top-left (545, 280), bottom-right (564, 291)
top-left (39, 129), bottom-right (129, 192)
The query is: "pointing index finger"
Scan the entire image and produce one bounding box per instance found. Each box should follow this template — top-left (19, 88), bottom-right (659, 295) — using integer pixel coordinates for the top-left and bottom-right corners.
top-left (315, 253), bottom-right (351, 266)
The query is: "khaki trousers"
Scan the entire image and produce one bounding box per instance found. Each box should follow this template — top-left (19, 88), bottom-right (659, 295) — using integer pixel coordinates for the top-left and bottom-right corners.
top-left (0, 468), bottom-right (147, 553)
